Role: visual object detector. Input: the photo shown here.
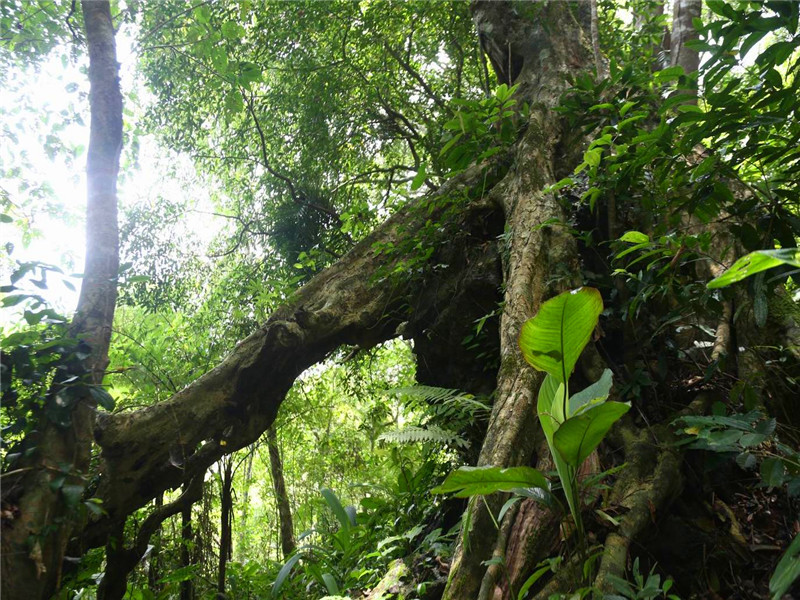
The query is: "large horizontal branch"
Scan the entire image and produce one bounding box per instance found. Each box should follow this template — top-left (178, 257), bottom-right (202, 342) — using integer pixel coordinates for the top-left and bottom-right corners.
top-left (85, 156), bottom-right (510, 545)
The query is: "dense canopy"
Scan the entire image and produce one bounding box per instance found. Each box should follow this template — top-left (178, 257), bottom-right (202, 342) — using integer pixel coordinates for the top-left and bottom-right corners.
top-left (1, 2), bottom-right (799, 600)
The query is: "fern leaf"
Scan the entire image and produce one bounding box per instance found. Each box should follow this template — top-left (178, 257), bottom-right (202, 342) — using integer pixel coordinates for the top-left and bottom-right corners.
top-left (378, 425), bottom-right (470, 449)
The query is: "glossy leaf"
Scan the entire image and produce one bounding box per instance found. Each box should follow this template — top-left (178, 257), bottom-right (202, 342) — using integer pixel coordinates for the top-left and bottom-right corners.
top-left (553, 402), bottom-right (631, 467)
top-left (519, 287), bottom-right (603, 383)
top-left (568, 369), bottom-right (614, 417)
top-left (320, 488), bottom-right (351, 532)
top-left (619, 230), bottom-right (650, 244)
top-left (431, 466), bottom-right (549, 498)
top-left (770, 534), bottom-right (800, 600)
top-left (271, 553), bottom-right (303, 598)
top-left (707, 249), bottom-right (800, 288)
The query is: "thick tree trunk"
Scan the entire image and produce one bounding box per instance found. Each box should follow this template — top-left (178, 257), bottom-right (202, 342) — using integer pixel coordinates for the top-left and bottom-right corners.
top-left (442, 2), bottom-right (592, 597)
top-left (217, 458), bottom-right (233, 599)
top-left (1, 2), bottom-right (121, 598)
top-left (267, 427), bottom-right (296, 559)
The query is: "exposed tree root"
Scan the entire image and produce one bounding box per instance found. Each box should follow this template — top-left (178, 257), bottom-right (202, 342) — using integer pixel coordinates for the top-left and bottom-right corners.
top-left (477, 498), bottom-right (520, 600)
top-left (594, 397), bottom-right (710, 592)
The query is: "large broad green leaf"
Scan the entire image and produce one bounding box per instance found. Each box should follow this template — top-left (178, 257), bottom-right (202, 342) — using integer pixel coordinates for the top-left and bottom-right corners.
top-left (321, 573), bottom-right (340, 596)
top-left (320, 488), bottom-right (351, 533)
top-left (537, 373), bottom-right (565, 434)
top-left (519, 287), bottom-right (603, 383)
top-left (569, 369), bottom-right (614, 417)
top-left (431, 466), bottom-right (549, 498)
top-left (770, 533), bottom-right (800, 600)
top-left (271, 552), bottom-right (303, 598)
top-left (707, 249), bottom-right (800, 288)
top-left (553, 402), bottom-right (630, 467)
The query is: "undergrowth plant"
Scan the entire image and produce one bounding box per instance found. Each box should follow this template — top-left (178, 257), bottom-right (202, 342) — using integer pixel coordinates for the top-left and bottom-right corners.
top-left (434, 287), bottom-right (630, 590)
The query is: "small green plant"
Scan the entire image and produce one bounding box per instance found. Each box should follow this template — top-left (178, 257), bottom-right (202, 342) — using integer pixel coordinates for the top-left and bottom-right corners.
top-left (604, 557), bottom-right (680, 600)
top-left (271, 487), bottom-right (359, 598)
top-left (673, 406), bottom-right (800, 495)
top-left (518, 287), bottom-right (630, 547)
top-left (433, 288), bottom-right (630, 579)
top-left (770, 533), bottom-right (800, 600)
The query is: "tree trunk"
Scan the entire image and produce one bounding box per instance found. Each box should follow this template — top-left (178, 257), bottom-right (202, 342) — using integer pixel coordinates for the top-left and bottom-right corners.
top-left (670, 0), bottom-right (702, 77)
top-left (267, 426), bottom-right (296, 558)
top-left (217, 458), bottom-right (233, 599)
top-left (180, 499), bottom-right (194, 600)
top-left (443, 2), bottom-right (592, 597)
top-left (97, 478), bottom-right (203, 600)
top-left (236, 448), bottom-right (255, 561)
top-left (1, 2), bottom-right (122, 598)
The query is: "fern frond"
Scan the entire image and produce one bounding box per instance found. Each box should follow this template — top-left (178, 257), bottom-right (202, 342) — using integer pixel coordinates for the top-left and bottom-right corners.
top-left (386, 385), bottom-right (463, 403)
top-left (384, 385), bottom-right (490, 418)
top-left (378, 425), bottom-right (469, 449)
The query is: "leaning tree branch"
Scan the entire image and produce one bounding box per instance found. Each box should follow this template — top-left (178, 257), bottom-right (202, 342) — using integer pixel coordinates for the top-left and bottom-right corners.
top-left (84, 154), bottom-right (510, 547)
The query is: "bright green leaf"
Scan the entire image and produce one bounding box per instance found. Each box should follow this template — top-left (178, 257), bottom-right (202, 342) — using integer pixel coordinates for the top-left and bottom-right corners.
top-left (770, 534), bottom-right (800, 600)
top-left (431, 466), bottom-right (549, 498)
top-left (410, 163), bottom-right (427, 191)
top-left (569, 369), bottom-right (614, 417)
top-left (619, 230), bottom-right (650, 244)
top-left (553, 402), bottom-right (630, 467)
top-left (519, 287), bottom-right (603, 383)
top-left (707, 249), bottom-right (800, 288)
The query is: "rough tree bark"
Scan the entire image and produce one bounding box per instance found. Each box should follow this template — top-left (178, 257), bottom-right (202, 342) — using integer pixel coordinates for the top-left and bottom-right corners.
top-left (670, 0), bottom-right (702, 76)
top-left (1, 2), bottom-right (122, 598)
top-left (217, 457), bottom-right (233, 599)
top-left (267, 426), bottom-right (296, 559)
top-left (180, 497), bottom-right (194, 600)
top-left (443, 2), bottom-right (592, 597)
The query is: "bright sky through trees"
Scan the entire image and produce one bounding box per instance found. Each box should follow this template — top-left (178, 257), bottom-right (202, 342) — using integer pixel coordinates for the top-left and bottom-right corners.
top-left (1, 29), bottom-right (221, 320)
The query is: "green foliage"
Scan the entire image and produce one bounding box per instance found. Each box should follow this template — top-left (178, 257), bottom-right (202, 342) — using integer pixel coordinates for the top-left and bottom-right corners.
top-left (770, 533), bottom-right (800, 600)
top-left (378, 425), bottom-right (471, 449)
top-left (605, 558), bottom-right (680, 600)
top-left (674, 405), bottom-right (800, 496)
top-left (520, 288), bottom-right (629, 543)
top-left (707, 249), bottom-right (800, 289)
top-left (378, 385), bottom-right (491, 451)
top-left (1, 263), bottom-right (113, 451)
top-left (134, 0), bottom-right (485, 275)
top-left (438, 83), bottom-right (526, 174)
top-left (552, 0), bottom-right (800, 361)
top-left (431, 466), bottom-right (549, 498)
top-left (272, 484), bottom-right (431, 599)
